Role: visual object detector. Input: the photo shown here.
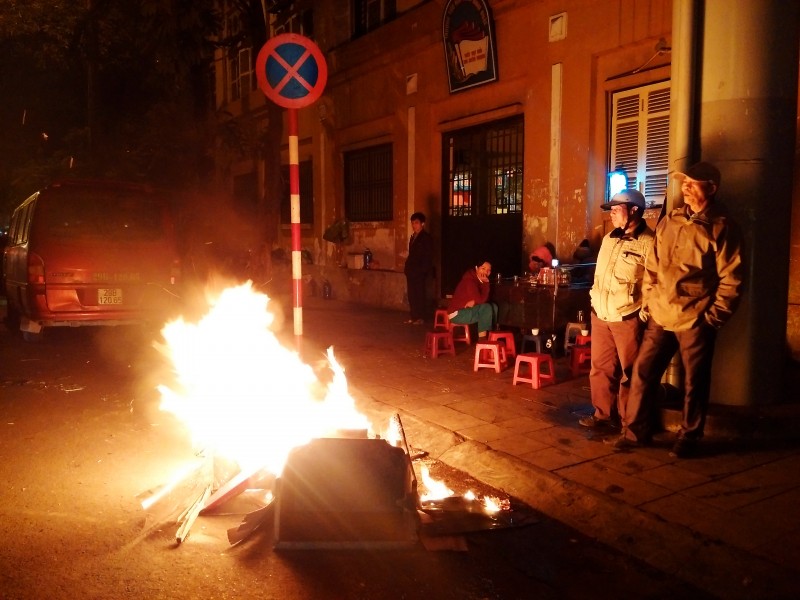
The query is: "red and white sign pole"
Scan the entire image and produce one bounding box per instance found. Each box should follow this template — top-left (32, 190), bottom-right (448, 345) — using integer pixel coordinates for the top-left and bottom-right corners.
top-left (255, 34), bottom-right (328, 355)
top-left (288, 107), bottom-right (303, 352)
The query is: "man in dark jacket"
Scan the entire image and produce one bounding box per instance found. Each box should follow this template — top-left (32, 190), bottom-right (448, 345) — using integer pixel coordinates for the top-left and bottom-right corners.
top-left (607, 162), bottom-right (744, 458)
top-left (403, 212), bottom-right (434, 324)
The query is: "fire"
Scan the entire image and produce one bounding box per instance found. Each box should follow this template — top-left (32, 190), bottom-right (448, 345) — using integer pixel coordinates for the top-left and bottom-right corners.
top-left (419, 464), bottom-right (454, 501)
top-left (156, 282), bottom-right (371, 476)
top-left (420, 466), bottom-right (507, 514)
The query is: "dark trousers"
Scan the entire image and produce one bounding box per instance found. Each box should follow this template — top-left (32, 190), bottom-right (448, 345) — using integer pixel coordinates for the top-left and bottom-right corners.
top-left (406, 274), bottom-right (428, 320)
top-left (589, 313), bottom-right (643, 423)
top-left (625, 319), bottom-right (717, 442)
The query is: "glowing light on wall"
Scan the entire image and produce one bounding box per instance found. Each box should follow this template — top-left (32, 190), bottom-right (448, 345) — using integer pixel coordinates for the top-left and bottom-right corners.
top-left (607, 170), bottom-right (628, 199)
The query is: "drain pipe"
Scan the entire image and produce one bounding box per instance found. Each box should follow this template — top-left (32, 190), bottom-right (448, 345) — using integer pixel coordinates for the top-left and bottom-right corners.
top-left (661, 0), bottom-right (702, 395)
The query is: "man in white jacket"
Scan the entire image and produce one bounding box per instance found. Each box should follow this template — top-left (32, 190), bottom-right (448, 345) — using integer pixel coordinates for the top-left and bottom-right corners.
top-left (579, 190), bottom-right (654, 430)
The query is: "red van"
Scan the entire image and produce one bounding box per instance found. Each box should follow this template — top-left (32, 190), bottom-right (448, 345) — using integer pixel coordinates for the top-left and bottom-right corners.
top-left (2, 179), bottom-right (182, 341)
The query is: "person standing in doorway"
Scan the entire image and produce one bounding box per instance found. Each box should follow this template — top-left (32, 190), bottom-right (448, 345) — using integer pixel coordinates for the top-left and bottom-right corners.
top-left (579, 190), bottom-right (654, 431)
top-left (607, 162), bottom-right (744, 458)
top-left (403, 212), bottom-right (434, 324)
top-left (448, 261), bottom-right (497, 339)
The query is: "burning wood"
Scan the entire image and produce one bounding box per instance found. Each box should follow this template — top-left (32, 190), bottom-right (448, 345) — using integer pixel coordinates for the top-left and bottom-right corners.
top-left (227, 500), bottom-right (275, 546)
top-left (200, 467), bottom-right (273, 515)
top-left (176, 485), bottom-right (211, 544)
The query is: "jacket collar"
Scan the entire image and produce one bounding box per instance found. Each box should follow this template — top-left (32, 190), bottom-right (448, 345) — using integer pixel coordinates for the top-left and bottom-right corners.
top-left (609, 218), bottom-right (647, 240)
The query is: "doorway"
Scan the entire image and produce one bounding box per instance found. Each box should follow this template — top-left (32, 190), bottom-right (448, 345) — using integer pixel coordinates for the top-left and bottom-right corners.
top-left (441, 116), bottom-right (524, 295)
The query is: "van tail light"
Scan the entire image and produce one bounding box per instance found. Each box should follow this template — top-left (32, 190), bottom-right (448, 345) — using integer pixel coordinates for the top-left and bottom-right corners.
top-left (170, 258), bottom-right (181, 285)
top-left (28, 253), bottom-right (45, 284)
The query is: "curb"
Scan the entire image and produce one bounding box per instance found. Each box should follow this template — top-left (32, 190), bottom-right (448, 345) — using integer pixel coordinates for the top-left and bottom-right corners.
top-left (361, 394), bottom-right (798, 600)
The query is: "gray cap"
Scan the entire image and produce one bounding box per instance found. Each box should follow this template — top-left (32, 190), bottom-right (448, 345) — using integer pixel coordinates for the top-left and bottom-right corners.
top-left (601, 189), bottom-right (646, 211)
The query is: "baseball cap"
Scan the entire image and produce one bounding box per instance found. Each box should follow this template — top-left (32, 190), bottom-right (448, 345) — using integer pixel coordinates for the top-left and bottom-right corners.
top-left (673, 161), bottom-right (721, 186)
top-left (601, 189), bottom-right (646, 211)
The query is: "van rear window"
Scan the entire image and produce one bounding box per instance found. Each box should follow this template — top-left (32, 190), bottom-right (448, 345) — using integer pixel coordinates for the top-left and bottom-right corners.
top-left (40, 191), bottom-right (166, 240)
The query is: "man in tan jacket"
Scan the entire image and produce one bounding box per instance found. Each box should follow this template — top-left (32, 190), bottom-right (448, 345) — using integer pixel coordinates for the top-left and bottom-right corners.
top-left (580, 190), bottom-right (654, 430)
top-left (607, 162), bottom-right (744, 458)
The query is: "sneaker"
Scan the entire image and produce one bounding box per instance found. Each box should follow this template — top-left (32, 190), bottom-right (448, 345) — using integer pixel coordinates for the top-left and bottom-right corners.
top-left (578, 415), bottom-right (615, 429)
top-left (669, 436), bottom-right (696, 459)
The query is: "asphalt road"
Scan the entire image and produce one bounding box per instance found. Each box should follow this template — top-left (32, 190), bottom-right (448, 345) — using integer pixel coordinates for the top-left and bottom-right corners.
top-left (0, 314), bottom-right (712, 599)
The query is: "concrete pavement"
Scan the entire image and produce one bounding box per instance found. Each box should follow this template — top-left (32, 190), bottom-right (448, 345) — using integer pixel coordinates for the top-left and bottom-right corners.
top-left (293, 296), bottom-right (800, 600)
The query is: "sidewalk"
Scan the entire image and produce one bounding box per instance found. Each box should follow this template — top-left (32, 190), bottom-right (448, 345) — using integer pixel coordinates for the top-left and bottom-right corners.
top-left (293, 296), bottom-right (800, 600)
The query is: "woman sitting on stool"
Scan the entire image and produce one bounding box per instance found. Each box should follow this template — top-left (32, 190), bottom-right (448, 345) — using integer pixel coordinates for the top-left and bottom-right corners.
top-left (448, 261), bottom-right (498, 339)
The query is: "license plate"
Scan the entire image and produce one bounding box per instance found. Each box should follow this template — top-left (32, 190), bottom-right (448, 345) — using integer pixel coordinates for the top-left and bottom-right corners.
top-left (98, 288), bottom-right (123, 305)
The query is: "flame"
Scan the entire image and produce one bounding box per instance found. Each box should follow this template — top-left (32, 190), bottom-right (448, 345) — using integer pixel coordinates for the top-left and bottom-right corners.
top-left (419, 464), bottom-right (454, 501)
top-left (483, 496), bottom-right (501, 513)
top-left (156, 282), bottom-right (371, 476)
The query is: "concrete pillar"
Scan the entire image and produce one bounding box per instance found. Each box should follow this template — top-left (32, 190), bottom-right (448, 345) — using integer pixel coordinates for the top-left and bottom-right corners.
top-left (700, 0), bottom-right (799, 405)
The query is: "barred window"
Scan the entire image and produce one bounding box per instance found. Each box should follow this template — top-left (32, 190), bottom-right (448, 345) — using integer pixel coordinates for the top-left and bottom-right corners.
top-left (280, 160), bottom-right (314, 224)
top-left (344, 144), bottom-right (393, 222)
top-left (444, 116), bottom-right (524, 217)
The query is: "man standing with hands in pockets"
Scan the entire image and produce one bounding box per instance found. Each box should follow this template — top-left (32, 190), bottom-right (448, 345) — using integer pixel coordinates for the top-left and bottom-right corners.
top-left (607, 162), bottom-right (744, 458)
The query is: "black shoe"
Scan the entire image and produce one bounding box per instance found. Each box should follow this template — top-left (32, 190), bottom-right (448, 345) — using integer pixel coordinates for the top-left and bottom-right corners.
top-left (669, 436), bottom-right (697, 459)
top-left (578, 415), bottom-right (615, 429)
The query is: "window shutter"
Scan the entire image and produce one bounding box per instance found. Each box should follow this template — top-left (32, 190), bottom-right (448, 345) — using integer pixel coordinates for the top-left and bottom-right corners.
top-left (610, 81), bottom-right (670, 206)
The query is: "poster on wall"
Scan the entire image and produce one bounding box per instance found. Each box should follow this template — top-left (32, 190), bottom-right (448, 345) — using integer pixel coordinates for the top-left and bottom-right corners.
top-left (442, 0), bottom-right (498, 93)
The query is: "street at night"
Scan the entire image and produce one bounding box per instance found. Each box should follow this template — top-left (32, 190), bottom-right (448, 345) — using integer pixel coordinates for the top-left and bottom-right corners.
top-left (3, 1), bottom-right (800, 598)
top-left (0, 298), bottom-right (719, 600)
top-left (1, 293), bottom-right (798, 599)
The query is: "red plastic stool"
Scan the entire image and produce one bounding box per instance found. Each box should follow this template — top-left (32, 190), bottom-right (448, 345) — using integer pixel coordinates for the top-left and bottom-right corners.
top-left (570, 345), bottom-right (592, 377)
top-left (450, 322), bottom-right (471, 345)
top-left (488, 330), bottom-right (516, 359)
top-left (575, 333), bottom-right (591, 347)
top-left (424, 330), bottom-right (455, 358)
top-left (473, 341), bottom-right (508, 373)
top-left (512, 353), bottom-right (556, 389)
top-left (434, 309), bottom-right (471, 345)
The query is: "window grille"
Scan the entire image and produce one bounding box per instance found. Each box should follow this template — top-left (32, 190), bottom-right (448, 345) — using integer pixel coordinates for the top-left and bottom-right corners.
top-left (344, 144), bottom-right (393, 222)
top-left (444, 116), bottom-right (524, 217)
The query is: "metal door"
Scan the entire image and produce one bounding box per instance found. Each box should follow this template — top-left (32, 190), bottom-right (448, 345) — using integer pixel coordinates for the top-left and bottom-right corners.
top-left (441, 116), bottom-right (524, 295)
